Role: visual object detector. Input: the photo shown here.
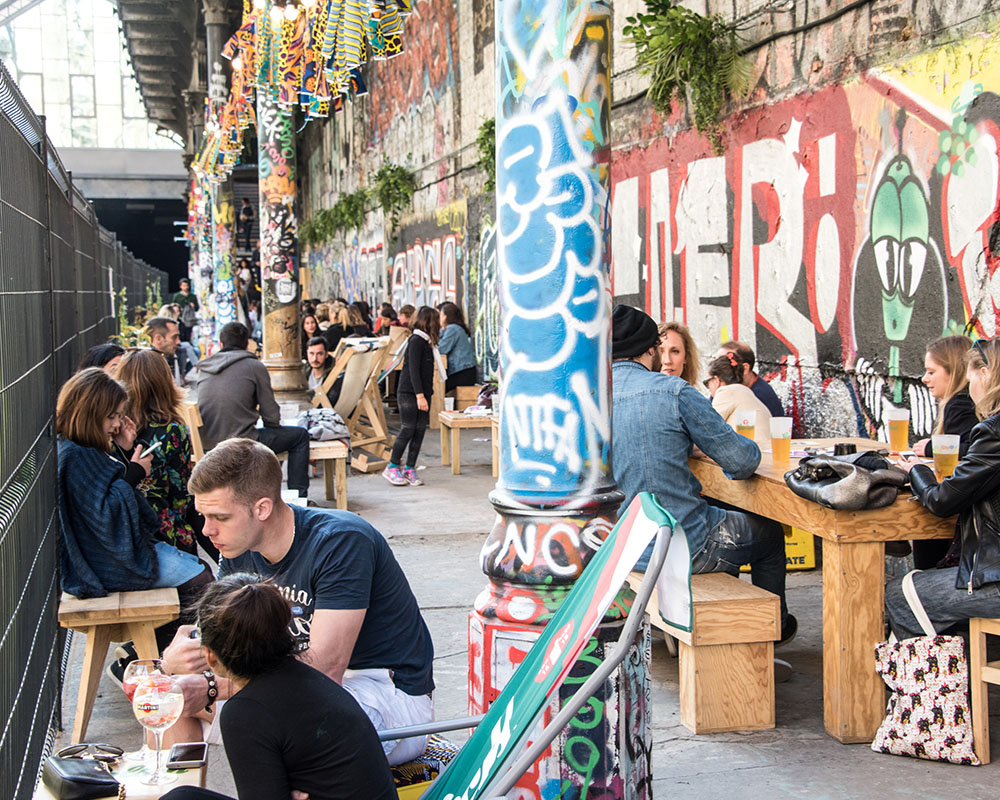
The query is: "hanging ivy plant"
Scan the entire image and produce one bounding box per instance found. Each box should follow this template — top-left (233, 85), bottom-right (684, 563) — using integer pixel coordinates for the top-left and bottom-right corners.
top-left (624, 2), bottom-right (752, 153)
top-left (476, 117), bottom-right (496, 192)
top-left (370, 161), bottom-right (416, 233)
top-left (301, 189), bottom-right (372, 247)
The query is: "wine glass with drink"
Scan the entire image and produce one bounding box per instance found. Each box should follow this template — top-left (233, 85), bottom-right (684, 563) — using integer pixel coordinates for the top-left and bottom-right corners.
top-left (132, 672), bottom-right (184, 785)
top-left (121, 659), bottom-right (168, 766)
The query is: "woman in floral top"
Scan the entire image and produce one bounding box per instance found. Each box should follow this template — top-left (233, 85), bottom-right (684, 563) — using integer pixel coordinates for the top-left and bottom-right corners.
top-left (116, 349), bottom-right (197, 554)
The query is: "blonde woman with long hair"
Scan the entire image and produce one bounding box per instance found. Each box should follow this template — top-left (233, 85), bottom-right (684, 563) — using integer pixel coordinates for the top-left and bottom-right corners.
top-left (657, 320), bottom-right (701, 387)
top-left (891, 337), bottom-right (1000, 638)
top-left (116, 348), bottom-right (200, 555)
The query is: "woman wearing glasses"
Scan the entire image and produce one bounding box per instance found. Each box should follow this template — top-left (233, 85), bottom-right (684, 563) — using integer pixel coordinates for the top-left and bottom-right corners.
top-left (889, 337), bottom-right (1000, 638)
top-left (55, 368), bottom-right (211, 639)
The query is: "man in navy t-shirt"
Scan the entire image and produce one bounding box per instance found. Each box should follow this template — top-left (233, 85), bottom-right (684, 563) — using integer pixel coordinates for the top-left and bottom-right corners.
top-left (163, 438), bottom-right (434, 765)
top-left (717, 340), bottom-right (785, 418)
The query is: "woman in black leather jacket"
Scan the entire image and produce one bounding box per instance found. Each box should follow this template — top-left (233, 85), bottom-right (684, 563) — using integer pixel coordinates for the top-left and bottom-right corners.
top-left (887, 337), bottom-right (1000, 639)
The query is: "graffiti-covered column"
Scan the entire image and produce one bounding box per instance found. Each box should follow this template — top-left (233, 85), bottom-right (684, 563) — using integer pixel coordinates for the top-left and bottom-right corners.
top-left (468, 1), bottom-right (650, 798)
top-left (204, 0), bottom-right (238, 329)
top-left (257, 94), bottom-right (305, 395)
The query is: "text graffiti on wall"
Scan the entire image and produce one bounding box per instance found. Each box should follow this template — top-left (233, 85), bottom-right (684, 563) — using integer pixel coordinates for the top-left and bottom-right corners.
top-left (474, 216), bottom-right (500, 380)
top-left (610, 37), bottom-right (1000, 440)
top-left (212, 190), bottom-right (238, 327)
top-left (389, 201), bottom-right (466, 309)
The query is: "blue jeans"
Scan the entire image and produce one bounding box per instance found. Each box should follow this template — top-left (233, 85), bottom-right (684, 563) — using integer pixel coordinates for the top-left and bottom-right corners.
top-left (151, 541), bottom-right (206, 587)
top-left (257, 425), bottom-right (310, 494)
top-left (886, 567), bottom-right (1000, 639)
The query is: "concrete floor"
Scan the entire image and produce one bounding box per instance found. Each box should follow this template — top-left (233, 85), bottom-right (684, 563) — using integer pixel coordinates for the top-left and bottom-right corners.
top-left (56, 418), bottom-right (1000, 799)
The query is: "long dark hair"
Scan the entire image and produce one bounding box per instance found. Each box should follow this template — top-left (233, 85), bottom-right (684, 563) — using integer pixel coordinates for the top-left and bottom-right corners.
top-left (439, 301), bottom-right (470, 336)
top-left (78, 343), bottom-right (125, 372)
top-left (197, 573), bottom-right (295, 680)
top-left (412, 305), bottom-right (441, 346)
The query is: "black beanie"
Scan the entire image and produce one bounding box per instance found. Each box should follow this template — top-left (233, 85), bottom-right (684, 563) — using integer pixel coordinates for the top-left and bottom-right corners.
top-left (612, 305), bottom-right (659, 359)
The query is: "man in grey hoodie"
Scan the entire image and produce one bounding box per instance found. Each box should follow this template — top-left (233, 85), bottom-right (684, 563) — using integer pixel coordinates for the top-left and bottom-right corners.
top-left (197, 322), bottom-right (310, 495)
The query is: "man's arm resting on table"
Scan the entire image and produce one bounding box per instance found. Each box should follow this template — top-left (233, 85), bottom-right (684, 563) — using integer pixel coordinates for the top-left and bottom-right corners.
top-left (299, 608), bottom-right (366, 684)
top-left (163, 624), bottom-right (236, 710)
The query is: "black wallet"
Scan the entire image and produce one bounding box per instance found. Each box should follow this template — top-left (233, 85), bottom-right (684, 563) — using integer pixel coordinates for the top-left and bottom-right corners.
top-left (41, 757), bottom-right (123, 800)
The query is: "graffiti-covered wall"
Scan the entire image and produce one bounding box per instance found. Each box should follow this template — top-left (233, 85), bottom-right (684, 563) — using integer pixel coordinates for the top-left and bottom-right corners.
top-left (611, 32), bottom-right (1000, 440)
top-left (306, 212), bottom-right (387, 304)
top-left (388, 201), bottom-right (467, 310)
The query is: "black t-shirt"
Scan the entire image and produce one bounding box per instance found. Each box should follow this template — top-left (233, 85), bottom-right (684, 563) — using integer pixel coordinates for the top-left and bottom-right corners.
top-left (221, 658), bottom-right (397, 800)
top-left (220, 506), bottom-right (434, 695)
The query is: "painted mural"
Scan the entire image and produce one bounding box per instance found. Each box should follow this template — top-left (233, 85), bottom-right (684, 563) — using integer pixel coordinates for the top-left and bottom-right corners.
top-left (388, 201), bottom-right (467, 309)
top-left (307, 214), bottom-right (388, 305)
top-left (610, 33), bottom-right (1000, 441)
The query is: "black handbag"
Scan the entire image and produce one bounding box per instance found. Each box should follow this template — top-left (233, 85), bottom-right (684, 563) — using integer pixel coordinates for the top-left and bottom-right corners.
top-left (41, 756), bottom-right (123, 800)
top-left (784, 450), bottom-right (907, 510)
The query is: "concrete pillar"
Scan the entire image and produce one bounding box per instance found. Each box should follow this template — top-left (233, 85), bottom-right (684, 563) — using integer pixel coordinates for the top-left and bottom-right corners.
top-left (257, 94), bottom-right (306, 396)
top-left (468, 0), bottom-right (650, 797)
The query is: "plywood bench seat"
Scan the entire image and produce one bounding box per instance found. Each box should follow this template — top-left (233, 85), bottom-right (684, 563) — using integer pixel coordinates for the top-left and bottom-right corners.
top-left (59, 588), bottom-right (180, 743)
top-left (627, 571), bottom-right (779, 733)
top-left (275, 439), bottom-right (348, 509)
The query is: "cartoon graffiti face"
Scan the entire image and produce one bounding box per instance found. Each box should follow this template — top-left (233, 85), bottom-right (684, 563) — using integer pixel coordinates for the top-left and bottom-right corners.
top-left (871, 156), bottom-right (928, 345)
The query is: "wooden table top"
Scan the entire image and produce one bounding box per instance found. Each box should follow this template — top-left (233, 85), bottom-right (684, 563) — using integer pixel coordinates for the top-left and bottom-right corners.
top-left (689, 437), bottom-right (955, 544)
top-left (438, 410), bottom-right (495, 428)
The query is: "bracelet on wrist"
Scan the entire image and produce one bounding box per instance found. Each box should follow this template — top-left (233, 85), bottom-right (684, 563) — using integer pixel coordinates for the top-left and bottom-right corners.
top-left (203, 670), bottom-right (218, 713)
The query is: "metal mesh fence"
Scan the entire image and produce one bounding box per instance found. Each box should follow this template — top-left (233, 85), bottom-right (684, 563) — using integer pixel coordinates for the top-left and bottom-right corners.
top-left (0, 62), bottom-right (167, 799)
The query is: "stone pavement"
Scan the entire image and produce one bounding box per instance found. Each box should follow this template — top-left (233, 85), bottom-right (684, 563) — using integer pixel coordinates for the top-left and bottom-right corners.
top-left (55, 420), bottom-right (999, 799)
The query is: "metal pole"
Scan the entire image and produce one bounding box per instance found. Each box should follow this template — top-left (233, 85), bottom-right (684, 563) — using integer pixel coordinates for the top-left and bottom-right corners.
top-left (257, 93), bottom-right (306, 396)
top-left (467, 1), bottom-right (648, 797)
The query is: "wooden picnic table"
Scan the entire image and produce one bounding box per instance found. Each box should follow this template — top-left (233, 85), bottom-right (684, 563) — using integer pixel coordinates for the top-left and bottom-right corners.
top-left (689, 436), bottom-right (955, 743)
top-left (439, 410), bottom-right (494, 475)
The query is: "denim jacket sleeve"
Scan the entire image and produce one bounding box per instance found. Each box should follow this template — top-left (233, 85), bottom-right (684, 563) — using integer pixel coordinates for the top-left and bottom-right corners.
top-left (677, 383), bottom-right (761, 479)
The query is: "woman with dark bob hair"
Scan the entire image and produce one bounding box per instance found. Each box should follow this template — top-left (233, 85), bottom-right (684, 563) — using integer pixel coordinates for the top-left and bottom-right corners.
top-left (161, 574), bottom-right (397, 800)
top-left (55, 368), bottom-right (211, 655)
top-left (78, 342), bottom-right (126, 374)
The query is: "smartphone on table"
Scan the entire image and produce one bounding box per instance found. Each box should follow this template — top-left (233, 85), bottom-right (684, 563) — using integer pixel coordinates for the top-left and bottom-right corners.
top-left (166, 741), bottom-right (208, 770)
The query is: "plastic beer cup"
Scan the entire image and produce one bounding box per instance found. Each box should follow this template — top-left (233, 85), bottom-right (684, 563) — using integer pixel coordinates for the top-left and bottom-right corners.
top-left (770, 417), bottom-right (793, 463)
top-left (932, 434), bottom-right (960, 480)
top-left (886, 408), bottom-right (909, 452)
top-left (444, 397), bottom-right (456, 411)
top-left (736, 409), bottom-right (756, 439)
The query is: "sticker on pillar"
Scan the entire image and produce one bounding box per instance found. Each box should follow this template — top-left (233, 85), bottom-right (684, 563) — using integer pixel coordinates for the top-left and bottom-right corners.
top-left (276, 277), bottom-right (296, 304)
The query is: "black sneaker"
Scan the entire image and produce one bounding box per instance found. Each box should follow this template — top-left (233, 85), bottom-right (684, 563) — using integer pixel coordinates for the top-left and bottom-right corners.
top-left (105, 657), bottom-right (126, 689)
top-left (777, 614), bottom-right (798, 648)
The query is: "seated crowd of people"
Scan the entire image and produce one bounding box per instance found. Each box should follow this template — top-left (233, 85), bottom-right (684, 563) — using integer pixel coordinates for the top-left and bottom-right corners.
top-left (59, 300), bottom-right (442, 798)
top-left (611, 305), bottom-right (1000, 671)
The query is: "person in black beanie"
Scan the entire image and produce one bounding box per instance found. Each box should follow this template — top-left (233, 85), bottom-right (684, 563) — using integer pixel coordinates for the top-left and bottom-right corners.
top-left (610, 305), bottom-right (796, 647)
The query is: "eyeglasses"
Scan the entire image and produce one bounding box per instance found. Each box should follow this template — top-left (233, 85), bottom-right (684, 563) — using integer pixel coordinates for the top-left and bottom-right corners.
top-left (56, 743), bottom-right (124, 765)
top-left (702, 376), bottom-right (719, 390)
top-left (972, 338), bottom-right (990, 366)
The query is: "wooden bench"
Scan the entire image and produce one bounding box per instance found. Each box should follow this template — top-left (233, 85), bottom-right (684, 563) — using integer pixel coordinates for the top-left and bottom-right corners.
top-left (491, 414), bottom-right (500, 478)
top-left (628, 571), bottom-right (779, 733)
top-left (59, 588), bottom-right (180, 743)
top-left (438, 411), bottom-right (494, 475)
top-left (970, 616), bottom-right (1000, 763)
top-left (275, 439), bottom-right (349, 509)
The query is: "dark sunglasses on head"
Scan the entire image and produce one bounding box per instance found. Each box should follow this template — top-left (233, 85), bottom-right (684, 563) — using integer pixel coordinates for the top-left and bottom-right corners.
top-left (56, 743), bottom-right (124, 764)
top-left (972, 338), bottom-right (990, 366)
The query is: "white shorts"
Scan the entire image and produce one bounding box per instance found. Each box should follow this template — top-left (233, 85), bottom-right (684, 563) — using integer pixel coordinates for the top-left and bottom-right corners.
top-left (342, 668), bottom-right (434, 765)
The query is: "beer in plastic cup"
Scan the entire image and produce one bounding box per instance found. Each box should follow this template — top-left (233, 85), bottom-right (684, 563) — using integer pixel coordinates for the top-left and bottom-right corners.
top-left (886, 408), bottom-right (909, 452)
top-left (444, 397), bottom-right (456, 411)
top-left (932, 434), bottom-right (960, 480)
top-left (770, 417), bottom-right (793, 463)
top-left (735, 409), bottom-right (756, 440)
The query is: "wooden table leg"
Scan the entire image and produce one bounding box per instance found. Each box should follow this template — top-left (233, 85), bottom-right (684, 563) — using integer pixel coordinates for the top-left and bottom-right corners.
top-left (335, 457), bottom-right (348, 510)
top-left (492, 435), bottom-right (499, 478)
top-left (822, 539), bottom-right (886, 742)
top-left (73, 625), bottom-right (113, 743)
top-left (323, 459), bottom-right (336, 501)
top-left (128, 621), bottom-right (160, 662)
top-left (441, 423), bottom-right (450, 466)
top-left (451, 427), bottom-right (461, 475)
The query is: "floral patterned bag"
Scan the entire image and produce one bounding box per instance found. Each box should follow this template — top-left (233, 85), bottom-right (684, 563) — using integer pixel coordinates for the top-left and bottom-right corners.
top-left (871, 570), bottom-right (980, 765)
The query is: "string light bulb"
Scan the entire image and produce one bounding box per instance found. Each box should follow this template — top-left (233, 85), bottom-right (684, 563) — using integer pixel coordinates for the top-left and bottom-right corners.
top-left (253, 0), bottom-right (265, 8)
top-left (302, 0), bottom-right (316, 7)
top-left (283, 3), bottom-right (298, 19)
top-left (270, 4), bottom-right (283, 22)
top-left (232, 56), bottom-right (242, 71)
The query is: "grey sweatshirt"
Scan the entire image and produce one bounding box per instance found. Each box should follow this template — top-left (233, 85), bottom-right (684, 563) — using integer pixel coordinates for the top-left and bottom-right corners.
top-left (196, 349), bottom-right (280, 450)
